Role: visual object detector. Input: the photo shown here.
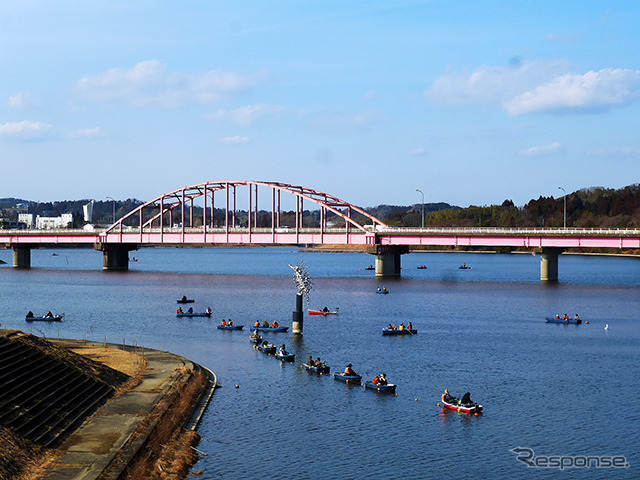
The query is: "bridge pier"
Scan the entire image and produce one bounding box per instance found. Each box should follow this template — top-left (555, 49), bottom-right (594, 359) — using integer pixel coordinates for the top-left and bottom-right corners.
top-left (94, 243), bottom-right (138, 271)
top-left (540, 247), bottom-right (562, 282)
top-left (292, 293), bottom-right (303, 335)
top-left (11, 245), bottom-right (33, 269)
top-left (367, 245), bottom-right (409, 278)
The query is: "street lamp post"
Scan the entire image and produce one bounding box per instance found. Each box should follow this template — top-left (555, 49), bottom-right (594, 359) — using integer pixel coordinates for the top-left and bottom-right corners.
top-left (416, 189), bottom-right (424, 228)
top-left (558, 187), bottom-right (566, 229)
top-left (106, 197), bottom-right (116, 224)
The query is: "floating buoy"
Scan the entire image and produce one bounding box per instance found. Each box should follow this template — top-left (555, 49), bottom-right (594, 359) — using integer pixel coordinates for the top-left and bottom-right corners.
top-left (395, 393), bottom-right (398, 396)
top-left (474, 412), bottom-right (479, 416)
top-left (585, 321), bottom-right (589, 324)
top-left (235, 384), bottom-right (239, 389)
top-left (416, 398), bottom-right (419, 402)
top-left (436, 402), bottom-right (440, 406)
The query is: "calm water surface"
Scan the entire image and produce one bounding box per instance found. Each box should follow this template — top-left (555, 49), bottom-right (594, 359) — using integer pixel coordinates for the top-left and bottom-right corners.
top-left (0, 248), bottom-right (638, 479)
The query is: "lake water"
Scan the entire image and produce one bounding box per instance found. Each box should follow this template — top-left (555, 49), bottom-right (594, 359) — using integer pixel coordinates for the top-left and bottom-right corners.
top-left (0, 247), bottom-right (638, 479)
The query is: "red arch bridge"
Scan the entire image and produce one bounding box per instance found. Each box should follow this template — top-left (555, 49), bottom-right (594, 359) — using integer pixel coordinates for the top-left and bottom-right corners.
top-left (2, 180), bottom-right (640, 281)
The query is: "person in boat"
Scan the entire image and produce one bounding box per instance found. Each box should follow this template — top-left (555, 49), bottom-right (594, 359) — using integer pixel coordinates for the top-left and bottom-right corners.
top-left (262, 320), bottom-right (269, 328)
top-left (344, 364), bottom-right (358, 377)
top-left (206, 307), bottom-right (212, 314)
top-left (45, 311), bottom-right (53, 318)
top-left (387, 324), bottom-right (393, 330)
top-left (254, 320), bottom-right (260, 328)
top-left (574, 314), bottom-right (580, 321)
top-left (181, 295), bottom-right (187, 301)
top-left (316, 357), bottom-right (324, 367)
top-left (322, 307), bottom-right (329, 312)
top-left (555, 314), bottom-right (561, 319)
top-left (26, 311), bottom-right (34, 318)
top-left (377, 287), bottom-right (381, 292)
top-left (251, 329), bottom-right (260, 338)
top-left (442, 388), bottom-right (455, 403)
top-left (407, 322), bottom-right (413, 330)
top-left (270, 321), bottom-right (279, 328)
top-left (562, 313), bottom-right (569, 320)
top-left (187, 307), bottom-right (193, 314)
top-left (382, 286), bottom-right (387, 291)
top-left (228, 319), bottom-right (234, 326)
top-left (372, 373), bottom-right (388, 385)
top-left (177, 307), bottom-right (183, 314)
top-left (307, 355), bottom-right (315, 367)
top-left (278, 344), bottom-right (287, 355)
top-left (460, 392), bottom-right (473, 406)
top-left (399, 323), bottom-right (405, 331)
top-left (221, 319), bottom-right (227, 326)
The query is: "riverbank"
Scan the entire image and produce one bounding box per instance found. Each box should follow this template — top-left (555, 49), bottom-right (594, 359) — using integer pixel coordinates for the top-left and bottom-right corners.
top-left (0, 332), bottom-right (214, 480)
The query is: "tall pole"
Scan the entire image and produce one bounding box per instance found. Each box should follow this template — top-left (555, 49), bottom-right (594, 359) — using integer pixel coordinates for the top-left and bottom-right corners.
top-left (106, 196), bottom-right (115, 224)
top-left (416, 189), bottom-right (424, 228)
top-left (558, 186), bottom-right (566, 229)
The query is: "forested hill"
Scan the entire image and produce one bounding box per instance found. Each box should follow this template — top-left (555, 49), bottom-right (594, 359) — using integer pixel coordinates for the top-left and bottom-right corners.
top-left (374, 184), bottom-right (640, 228)
top-left (2, 184), bottom-right (639, 229)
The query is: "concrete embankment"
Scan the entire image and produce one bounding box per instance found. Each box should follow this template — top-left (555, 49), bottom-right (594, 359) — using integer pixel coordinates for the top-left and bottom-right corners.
top-left (27, 338), bottom-right (215, 480)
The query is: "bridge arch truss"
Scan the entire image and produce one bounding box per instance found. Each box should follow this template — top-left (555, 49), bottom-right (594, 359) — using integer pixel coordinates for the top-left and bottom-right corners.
top-left (102, 180), bottom-right (386, 246)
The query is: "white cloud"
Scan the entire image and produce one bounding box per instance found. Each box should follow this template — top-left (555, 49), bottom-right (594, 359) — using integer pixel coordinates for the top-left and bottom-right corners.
top-left (77, 60), bottom-right (267, 107)
top-left (425, 60), bottom-right (570, 105)
top-left (521, 141), bottom-right (562, 156)
top-left (7, 93), bottom-right (33, 109)
top-left (219, 135), bottom-right (250, 145)
top-left (425, 62), bottom-right (640, 115)
top-left (409, 148), bottom-right (427, 156)
top-left (506, 68), bottom-right (640, 115)
top-left (0, 120), bottom-right (52, 138)
top-left (66, 127), bottom-right (104, 139)
top-left (588, 146), bottom-right (640, 157)
top-left (205, 104), bottom-right (283, 126)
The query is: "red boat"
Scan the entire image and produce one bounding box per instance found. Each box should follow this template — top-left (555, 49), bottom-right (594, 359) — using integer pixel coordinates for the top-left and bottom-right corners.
top-left (308, 308), bottom-right (339, 316)
top-left (441, 391), bottom-right (483, 414)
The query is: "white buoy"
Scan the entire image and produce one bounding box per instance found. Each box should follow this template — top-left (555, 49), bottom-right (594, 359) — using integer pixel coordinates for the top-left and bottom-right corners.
top-left (604, 324), bottom-right (609, 331)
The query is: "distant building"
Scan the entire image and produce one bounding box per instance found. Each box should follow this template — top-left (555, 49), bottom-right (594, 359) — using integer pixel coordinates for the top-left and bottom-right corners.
top-left (83, 200), bottom-right (94, 223)
top-left (33, 213), bottom-right (73, 229)
top-left (18, 213), bottom-right (34, 228)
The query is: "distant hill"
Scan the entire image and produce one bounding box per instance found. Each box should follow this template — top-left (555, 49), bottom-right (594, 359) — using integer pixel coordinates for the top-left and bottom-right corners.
top-left (2, 184), bottom-right (639, 229)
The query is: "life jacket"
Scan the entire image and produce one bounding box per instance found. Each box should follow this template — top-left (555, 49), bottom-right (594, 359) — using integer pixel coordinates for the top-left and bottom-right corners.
top-left (221, 320), bottom-right (227, 326)
top-left (255, 321), bottom-right (260, 327)
top-left (373, 376), bottom-right (379, 384)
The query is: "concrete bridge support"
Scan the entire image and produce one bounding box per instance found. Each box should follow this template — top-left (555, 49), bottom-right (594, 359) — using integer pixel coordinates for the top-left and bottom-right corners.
top-left (540, 247), bottom-right (562, 282)
top-left (292, 293), bottom-right (303, 335)
top-left (367, 245), bottom-right (409, 278)
top-left (94, 243), bottom-right (138, 271)
top-left (12, 245), bottom-right (33, 269)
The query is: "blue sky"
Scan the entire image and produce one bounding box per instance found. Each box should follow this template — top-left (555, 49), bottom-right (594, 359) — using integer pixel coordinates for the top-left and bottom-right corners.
top-left (1, 1), bottom-right (639, 209)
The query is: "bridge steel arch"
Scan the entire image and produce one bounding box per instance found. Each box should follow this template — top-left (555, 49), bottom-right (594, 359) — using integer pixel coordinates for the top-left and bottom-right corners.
top-left (99, 181), bottom-right (387, 249)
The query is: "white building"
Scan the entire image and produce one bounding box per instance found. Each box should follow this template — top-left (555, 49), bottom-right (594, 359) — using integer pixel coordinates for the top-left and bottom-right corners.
top-left (18, 213), bottom-right (34, 228)
top-left (34, 213), bottom-right (73, 229)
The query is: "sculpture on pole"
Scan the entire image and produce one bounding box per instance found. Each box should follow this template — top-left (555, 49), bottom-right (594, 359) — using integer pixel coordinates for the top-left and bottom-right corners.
top-left (289, 262), bottom-right (312, 334)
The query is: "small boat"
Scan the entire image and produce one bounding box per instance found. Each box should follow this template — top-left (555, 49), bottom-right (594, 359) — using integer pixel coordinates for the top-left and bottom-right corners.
top-left (381, 328), bottom-right (417, 335)
top-left (217, 324), bottom-right (244, 330)
top-left (177, 297), bottom-right (195, 304)
top-left (364, 382), bottom-right (397, 394)
top-left (441, 394), bottom-right (483, 414)
top-left (257, 343), bottom-right (276, 354)
top-left (249, 335), bottom-right (263, 344)
top-left (458, 264), bottom-right (471, 270)
top-left (308, 308), bottom-right (339, 316)
top-left (302, 363), bottom-right (330, 374)
top-left (545, 317), bottom-right (582, 325)
top-left (176, 312), bottom-right (212, 318)
top-left (332, 373), bottom-right (362, 384)
top-left (26, 313), bottom-right (64, 322)
top-left (275, 351), bottom-right (295, 362)
top-left (376, 289), bottom-right (389, 295)
top-left (417, 265), bottom-right (427, 270)
top-left (252, 326), bottom-right (289, 332)
top-left (364, 265), bottom-right (374, 270)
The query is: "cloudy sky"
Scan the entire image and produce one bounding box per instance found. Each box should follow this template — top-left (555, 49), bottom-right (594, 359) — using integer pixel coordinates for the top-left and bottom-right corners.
top-left (1, 1), bottom-right (639, 208)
